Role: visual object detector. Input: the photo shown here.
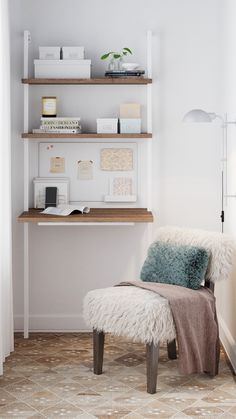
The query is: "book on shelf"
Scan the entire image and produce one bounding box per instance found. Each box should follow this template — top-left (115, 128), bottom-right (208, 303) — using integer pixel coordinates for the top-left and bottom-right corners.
top-left (41, 117), bottom-right (81, 125)
top-left (105, 70), bottom-right (145, 78)
top-left (40, 117), bottom-right (82, 131)
top-left (41, 204), bottom-right (90, 216)
top-left (33, 128), bottom-right (81, 134)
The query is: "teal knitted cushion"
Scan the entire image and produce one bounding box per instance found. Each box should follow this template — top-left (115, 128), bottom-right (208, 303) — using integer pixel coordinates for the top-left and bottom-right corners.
top-left (140, 241), bottom-right (210, 289)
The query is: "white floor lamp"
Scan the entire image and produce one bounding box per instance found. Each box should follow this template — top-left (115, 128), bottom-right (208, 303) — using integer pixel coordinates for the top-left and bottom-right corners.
top-left (183, 109), bottom-right (236, 233)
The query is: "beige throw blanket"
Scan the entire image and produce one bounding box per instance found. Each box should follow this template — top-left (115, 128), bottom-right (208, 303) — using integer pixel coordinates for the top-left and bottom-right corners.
top-left (118, 281), bottom-right (220, 376)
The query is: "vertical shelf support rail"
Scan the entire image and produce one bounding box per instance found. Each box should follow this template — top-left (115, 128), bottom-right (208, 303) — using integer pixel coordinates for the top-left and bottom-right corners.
top-left (146, 30), bottom-right (153, 248)
top-left (23, 30), bottom-right (31, 338)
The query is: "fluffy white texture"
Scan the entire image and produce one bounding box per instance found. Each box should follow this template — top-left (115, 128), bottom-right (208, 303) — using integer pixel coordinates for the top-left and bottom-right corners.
top-left (83, 286), bottom-right (176, 345)
top-left (156, 226), bottom-right (236, 283)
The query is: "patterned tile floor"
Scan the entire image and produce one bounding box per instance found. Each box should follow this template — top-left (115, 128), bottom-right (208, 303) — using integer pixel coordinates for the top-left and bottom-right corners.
top-left (0, 333), bottom-right (235, 418)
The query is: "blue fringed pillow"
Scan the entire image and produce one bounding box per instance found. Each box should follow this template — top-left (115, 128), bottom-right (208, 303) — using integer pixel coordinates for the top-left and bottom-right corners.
top-left (140, 241), bottom-right (210, 289)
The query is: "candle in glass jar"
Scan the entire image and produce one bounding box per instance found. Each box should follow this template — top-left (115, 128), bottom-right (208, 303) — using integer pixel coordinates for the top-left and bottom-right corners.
top-left (42, 96), bottom-right (57, 117)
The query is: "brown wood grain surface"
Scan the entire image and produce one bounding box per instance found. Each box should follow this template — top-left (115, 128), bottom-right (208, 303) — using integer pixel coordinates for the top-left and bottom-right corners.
top-left (18, 208), bottom-right (154, 223)
top-left (22, 78), bottom-right (152, 85)
top-left (21, 133), bottom-right (152, 139)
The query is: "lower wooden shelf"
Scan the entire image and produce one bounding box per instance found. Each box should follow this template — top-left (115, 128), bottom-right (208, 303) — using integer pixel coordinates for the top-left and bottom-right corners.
top-left (21, 133), bottom-right (152, 139)
top-left (18, 208), bottom-right (154, 224)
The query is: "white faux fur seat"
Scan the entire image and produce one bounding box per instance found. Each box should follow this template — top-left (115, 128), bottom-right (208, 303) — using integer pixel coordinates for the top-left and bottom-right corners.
top-left (84, 286), bottom-right (176, 346)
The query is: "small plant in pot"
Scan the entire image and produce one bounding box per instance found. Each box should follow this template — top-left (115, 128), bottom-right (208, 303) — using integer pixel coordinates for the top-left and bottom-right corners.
top-left (101, 47), bottom-right (132, 70)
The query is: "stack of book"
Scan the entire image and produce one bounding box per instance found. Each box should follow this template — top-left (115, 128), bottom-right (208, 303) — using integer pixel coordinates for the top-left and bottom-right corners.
top-left (33, 117), bottom-right (82, 134)
top-left (105, 70), bottom-right (145, 78)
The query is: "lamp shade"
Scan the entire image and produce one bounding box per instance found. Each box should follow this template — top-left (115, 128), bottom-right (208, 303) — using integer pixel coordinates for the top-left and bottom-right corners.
top-left (183, 109), bottom-right (216, 123)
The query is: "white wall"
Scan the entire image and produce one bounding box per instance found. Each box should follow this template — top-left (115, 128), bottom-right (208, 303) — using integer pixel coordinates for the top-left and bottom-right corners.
top-left (215, 0), bottom-right (236, 372)
top-left (10, 0), bottom-right (222, 331)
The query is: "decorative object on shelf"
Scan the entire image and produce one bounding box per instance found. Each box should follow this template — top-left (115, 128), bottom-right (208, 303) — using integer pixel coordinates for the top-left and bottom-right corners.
top-left (38, 117), bottom-right (82, 134)
top-left (34, 59), bottom-right (91, 78)
top-left (100, 47), bottom-right (132, 71)
top-left (121, 63), bottom-right (140, 71)
top-left (42, 96), bottom-right (57, 117)
top-left (39, 46), bottom-right (61, 60)
top-left (183, 108), bottom-right (236, 233)
top-left (62, 46), bottom-right (85, 60)
top-left (104, 176), bottom-right (137, 203)
top-left (112, 177), bottom-right (133, 195)
top-left (120, 103), bottom-right (141, 119)
top-left (96, 118), bottom-right (118, 134)
top-left (100, 148), bottom-right (133, 171)
top-left (33, 177), bottom-right (69, 209)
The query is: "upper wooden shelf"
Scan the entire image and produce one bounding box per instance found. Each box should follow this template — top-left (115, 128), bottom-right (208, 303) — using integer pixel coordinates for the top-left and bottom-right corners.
top-left (18, 208), bottom-right (154, 223)
top-left (21, 77), bottom-right (152, 85)
top-left (21, 132), bottom-right (152, 139)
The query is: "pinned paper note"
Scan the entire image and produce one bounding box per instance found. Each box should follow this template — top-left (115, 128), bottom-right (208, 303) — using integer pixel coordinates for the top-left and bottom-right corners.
top-left (100, 148), bottom-right (133, 171)
top-left (112, 177), bottom-right (133, 195)
top-left (77, 160), bottom-right (93, 180)
top-left (50, 157), bottom-right (65, 173)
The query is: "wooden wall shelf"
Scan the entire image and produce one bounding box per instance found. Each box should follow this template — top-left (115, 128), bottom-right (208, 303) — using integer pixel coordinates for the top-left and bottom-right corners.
top-left (18, 208), bottom-right (154, 224)
top-left (21, 132), bottom-right (152, 139)
top-left (22, 78), bottom-right (152, 85)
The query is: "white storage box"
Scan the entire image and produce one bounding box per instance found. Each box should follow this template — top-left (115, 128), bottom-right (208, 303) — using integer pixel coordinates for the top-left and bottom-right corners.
top-left (33, 177), bottom-right (70, 209)
top-left (34, 60), bottom-right (91, 78)
top-left (97, 118), bottom-right (118, 134)
top-left (39, 47), bottom-right (61, 60)
top-left (62, 46), bottom-right (85, 60)
top-left (120, 118), bottom-right (141, 134)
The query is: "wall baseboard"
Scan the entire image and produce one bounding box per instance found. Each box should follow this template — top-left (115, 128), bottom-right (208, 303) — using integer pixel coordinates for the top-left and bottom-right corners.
top-left (14, 314), bottom-right (90, 332)
top-left (218, 314), bottom-right (236, 374)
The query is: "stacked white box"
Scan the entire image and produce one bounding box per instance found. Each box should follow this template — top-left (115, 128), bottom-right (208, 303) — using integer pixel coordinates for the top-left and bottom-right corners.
top-left (62, 47), bottom-right (85, 60)
top-left (39, 47), bottom-right (61, 60)
top-left (34, 60), bottom-right (91, 78)
top-left (120, 118), bottom-right (141, 134)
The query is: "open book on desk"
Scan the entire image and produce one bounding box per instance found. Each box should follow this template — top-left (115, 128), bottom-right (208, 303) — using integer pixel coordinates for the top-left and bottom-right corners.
top-left (41, 204), bottom-right (90, 216)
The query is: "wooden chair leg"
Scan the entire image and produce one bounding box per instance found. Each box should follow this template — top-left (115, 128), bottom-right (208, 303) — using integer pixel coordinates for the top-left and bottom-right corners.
top-left (167, 339), bottom-right (177, 360)
top-left (146, 342), bottom-right (159, 394)
top-left (93, 329), bottom-right (104, 375)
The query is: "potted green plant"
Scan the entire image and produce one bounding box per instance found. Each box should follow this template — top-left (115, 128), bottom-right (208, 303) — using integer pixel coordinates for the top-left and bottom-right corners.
top-left (101, 47), bottom-right (132, 70)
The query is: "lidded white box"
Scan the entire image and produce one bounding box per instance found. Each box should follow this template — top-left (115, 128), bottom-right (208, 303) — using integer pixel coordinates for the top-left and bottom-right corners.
top-left (120, 118), bottom-right (141, 134)
top-left (34, 60), bottom-right (91, 78)
top-left (33, 177), bottom-right (69, 209)
top-left (39, 47), bottom-right (61, 60)
top-left (96, 118), bottom-right (118, 134)
top-left (62, 46), bottom-right (85, 60)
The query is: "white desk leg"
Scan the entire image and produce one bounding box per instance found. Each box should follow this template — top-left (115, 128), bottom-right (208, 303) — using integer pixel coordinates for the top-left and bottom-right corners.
top-left (24, 223), bottom-right (29, 338)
